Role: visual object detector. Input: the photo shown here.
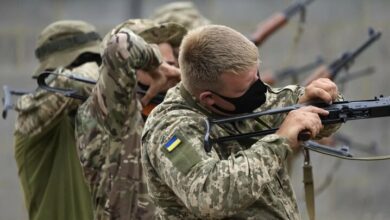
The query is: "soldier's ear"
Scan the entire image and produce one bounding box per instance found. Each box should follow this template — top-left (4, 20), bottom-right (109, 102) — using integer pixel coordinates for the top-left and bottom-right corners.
top-left (199, 91), bottom-right (215, 107)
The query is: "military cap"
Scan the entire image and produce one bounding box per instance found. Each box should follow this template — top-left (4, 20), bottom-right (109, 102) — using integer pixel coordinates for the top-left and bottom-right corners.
top-left (33, 20), bottom-right (101, 77)
top-left (151, 1), bottom-right (211, 30)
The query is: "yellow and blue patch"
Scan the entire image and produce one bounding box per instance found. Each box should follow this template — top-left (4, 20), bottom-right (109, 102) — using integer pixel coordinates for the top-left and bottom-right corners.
top-left (164, 135), bottom-right (182, 152)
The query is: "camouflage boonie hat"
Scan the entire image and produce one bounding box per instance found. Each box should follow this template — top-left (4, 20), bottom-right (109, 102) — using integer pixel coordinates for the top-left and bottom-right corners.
top-left (33, 20), bottom-right (101, 77)
top-left (151, 1), bottom-right (211, 30)
top-left (101, 19), bottom-right (187, 54)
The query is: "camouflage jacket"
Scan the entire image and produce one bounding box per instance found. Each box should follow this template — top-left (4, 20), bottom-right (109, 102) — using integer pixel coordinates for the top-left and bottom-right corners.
top-left (14, 62), bottom-right (99, 220)
top-left (142, 83), bottom-right (341, 220)
top-left (75, 26), bottom-right (162, 220)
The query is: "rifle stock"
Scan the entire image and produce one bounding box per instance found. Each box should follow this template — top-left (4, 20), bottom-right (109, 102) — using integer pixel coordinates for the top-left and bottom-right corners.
top-left (2, 85), bottom-right (11, 119)
top-left (251, 13), bottom-right (287, 46)
top-left (2, 85), bottom-right (30, 119)
top-left (250, 0), bottom-right (314, 46)
top-left (275, 56), bottom-right (324, 81)
top-left (303, 64), bottom-right (330, 86)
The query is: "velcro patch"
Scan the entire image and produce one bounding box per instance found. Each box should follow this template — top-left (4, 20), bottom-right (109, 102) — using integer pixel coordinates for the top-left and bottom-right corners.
top-left (162, 132), bottom-right (202, 174)
top-left (164, 135), bottom-right (182, 152)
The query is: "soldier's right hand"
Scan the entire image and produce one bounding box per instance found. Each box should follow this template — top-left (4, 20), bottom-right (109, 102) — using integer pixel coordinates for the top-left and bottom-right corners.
top-left (276, 106), bottom-right (329, 151)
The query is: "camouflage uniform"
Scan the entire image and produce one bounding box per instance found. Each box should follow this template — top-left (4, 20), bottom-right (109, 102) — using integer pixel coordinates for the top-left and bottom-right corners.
top-left (151, 1), bottom-right (211, 30)
top-left (141, 83), bottom-right (341, 219)
top-left (14, 20), bottom-right (101, 220)
top-left (75, 19), bottom-right (186, 220)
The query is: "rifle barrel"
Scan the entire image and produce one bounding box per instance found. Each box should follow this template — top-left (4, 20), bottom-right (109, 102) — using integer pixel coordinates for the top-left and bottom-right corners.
top-left (329, 29), bottom-right (381, 78)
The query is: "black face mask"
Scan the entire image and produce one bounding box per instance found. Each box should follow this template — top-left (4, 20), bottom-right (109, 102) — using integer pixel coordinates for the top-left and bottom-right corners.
top-left (212, 78), bottom-right (267, 114)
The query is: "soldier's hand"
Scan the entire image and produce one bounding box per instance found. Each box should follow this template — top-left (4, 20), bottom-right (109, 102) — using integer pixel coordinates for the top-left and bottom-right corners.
top-left (303, 65), bottom-right (331, 86)
top-left (299, 78), bottom-right (339, 105)
top-left (276, 106), bottom-right (329, 151)
top-left (107, 32), bottom-right (132, 61)
top-left (140, 62), bottom-right (181, 106)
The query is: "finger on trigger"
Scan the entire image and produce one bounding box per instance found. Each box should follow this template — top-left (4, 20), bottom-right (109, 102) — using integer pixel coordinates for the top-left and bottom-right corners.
top-left (304, 106), bottom-right (329, 116)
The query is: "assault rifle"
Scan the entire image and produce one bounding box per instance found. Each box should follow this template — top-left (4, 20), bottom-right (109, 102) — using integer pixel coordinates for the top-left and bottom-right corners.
top-left (303, 28), bottom-right (381, 85)
top-left (203, 95), bottom-right (390, 157)
top-left (250, 0), bottom-right (314, 46)
top-left (269, 56), bottom-right (324, 84)
top-left (336, 66), bottom-right (375, 85)
top-left (2, 85), bottom-right (30, 119)
top-left (37, 71), bottom-right (95, 101)
top-left (37, 71), bottom-right (165, 104)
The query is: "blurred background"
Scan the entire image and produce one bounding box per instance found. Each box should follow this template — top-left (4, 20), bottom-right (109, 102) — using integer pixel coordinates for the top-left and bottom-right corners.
top-left (1, 0), bottom-right (390, 219)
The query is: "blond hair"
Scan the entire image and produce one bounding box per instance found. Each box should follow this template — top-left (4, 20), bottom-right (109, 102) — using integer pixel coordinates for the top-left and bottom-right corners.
top-left (179, 25), bottom-right (259, 94)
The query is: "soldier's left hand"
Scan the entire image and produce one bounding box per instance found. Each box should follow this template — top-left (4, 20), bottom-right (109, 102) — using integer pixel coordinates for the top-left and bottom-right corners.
top-left (298, 78), bottom-right (338, 104)
top-left (140, 62), bottom-right (181, 106)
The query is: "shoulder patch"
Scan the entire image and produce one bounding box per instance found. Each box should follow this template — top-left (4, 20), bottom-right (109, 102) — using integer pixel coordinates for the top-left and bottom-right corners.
top-left (164, 135), bottom-right (182, 152)
top-left (162, 132), bottom-right (202, 174)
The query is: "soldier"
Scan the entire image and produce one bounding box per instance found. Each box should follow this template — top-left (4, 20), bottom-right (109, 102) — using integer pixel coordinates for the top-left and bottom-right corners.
top-left (14, 20), bottom-right (102, 220)
top-left (75, 19), bottom-right (186, 219)
top-left (150, 1), bottom-right (285, 85)
top-left (141, 25), bottom-right (341, 219)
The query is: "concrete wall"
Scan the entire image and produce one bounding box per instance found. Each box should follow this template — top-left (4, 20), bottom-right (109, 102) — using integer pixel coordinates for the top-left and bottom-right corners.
top-left (1, 0), bottom-right (390, 219)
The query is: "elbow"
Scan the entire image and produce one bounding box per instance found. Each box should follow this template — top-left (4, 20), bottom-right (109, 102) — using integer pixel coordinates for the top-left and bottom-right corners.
top-left (186, 196), bottom-right (236, 219)
top-left (184, 176), bottom-right (247, 218)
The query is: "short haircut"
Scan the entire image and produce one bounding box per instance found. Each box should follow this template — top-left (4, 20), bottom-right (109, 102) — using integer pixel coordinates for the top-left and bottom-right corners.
top-left (179, 24), bottom-right (259, 94)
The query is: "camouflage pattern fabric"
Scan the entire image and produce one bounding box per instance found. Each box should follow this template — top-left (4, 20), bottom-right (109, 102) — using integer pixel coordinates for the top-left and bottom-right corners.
top-left (104, 19), bottom-right (187, 49)
top-left (15, 62), bottom-right (99, 135)
top-left (75, 21), bottom-right (165, 220)
top-left (141, 83), bottom-right (341, 219)
top-left (151, 1), bottom-right (211, 30)
top-left (14, 62), bottom-right (99, 220)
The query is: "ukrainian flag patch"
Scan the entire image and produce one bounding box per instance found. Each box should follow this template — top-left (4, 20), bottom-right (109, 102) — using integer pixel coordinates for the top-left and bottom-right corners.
top-left (164, 135), bottom-right (182, 152)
